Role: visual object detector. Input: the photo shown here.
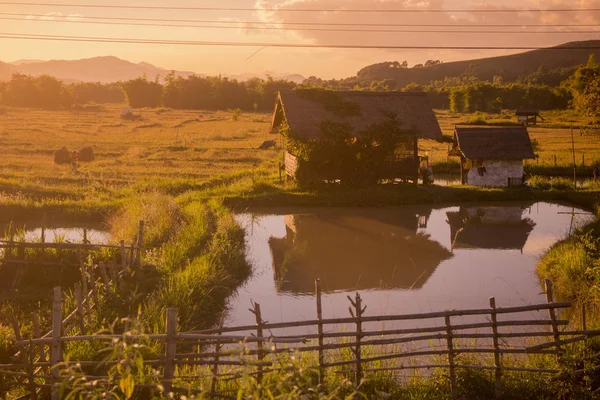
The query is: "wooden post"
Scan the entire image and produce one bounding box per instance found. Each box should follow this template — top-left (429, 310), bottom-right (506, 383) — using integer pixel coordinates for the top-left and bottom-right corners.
top-left (163, 308), bottom-right (177, 395)
top-left (210, 317), bottom-right (225, 394)
top-left (26, 340), bottom-right (37, 400)
top-left (489, 297), bottom-right (502, 399)
top-left (80, 262), bottom-right (91, 325)
top-left (445, 315), bottom-right (457, 400)
top-left (51, 287), bottom-right (62, 400)
top-left (41, 226), bottom-right (45, 243)
top-left (32, 312), bottom-right (45, 362)
top-left (136, 221), bottom-right (145, 267)
top-left (89, 263), bottom-right (98, 306)
top-left (315, 279), bottom-right (325, 385)
top-left (413, 137), bottom-right (419, 186)
top-left (83, 228), bottom-right (88, 244)
top-left (582, 303), bottom-right (587, 331)
top-left (74, 283), bottom-right (85, 334)
top-left (348, 292), bottom-right (365, 385)
top-left (545, 279), bottom-right (562, 362)
top-left (252, 302), bottom-right (265, 383)
top-left (582, 153), bottom-right (585, 167)
top-left (554, 154), bottom-right (557, 166)
top-left (120, 240), bottom-right (126, 272)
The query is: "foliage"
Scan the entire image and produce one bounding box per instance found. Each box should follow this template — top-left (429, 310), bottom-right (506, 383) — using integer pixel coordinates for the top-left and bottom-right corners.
top-left (228, 108), bottom-right (243, 121)
top-left (121, 76), bottom-right (164, 108)
top-left (285, 111), bottom-right (416, 186)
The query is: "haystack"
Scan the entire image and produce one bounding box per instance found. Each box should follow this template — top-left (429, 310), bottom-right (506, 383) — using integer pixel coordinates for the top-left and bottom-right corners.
top-left (79, 147), bottom-right (95, 162)
top-left (53, 147), bottom-right (71, 164)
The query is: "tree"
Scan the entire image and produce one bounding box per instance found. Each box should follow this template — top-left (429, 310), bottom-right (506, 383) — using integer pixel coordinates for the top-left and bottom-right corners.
top-left (121, 76), bottom-right (164, 108)
top-left (425, 60), bottom-right (442, 67)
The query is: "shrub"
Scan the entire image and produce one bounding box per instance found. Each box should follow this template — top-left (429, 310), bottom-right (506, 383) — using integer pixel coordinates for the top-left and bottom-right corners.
top-left (528, 175), bottom-right (551, 190)
top-left (227, 108), bottom-right (243, 121)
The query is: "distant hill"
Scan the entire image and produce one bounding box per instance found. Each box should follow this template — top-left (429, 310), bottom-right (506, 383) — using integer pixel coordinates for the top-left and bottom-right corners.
top-left (357, 40), bottom-right (600, 86)
top-left (225, 72), bottom-right (306, 84)
top-left (1, 56), bottom-right (201, 83)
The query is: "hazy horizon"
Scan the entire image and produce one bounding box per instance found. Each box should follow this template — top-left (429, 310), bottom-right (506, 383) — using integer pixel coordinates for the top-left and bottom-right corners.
top-left (2, 0), bottom-right (600, 79)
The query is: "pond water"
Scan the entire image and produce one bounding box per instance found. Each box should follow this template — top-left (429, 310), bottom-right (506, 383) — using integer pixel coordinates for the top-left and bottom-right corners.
top-left (228, 202), bottom-right (595, 330)
top-left (0, 225), bottom-right (111, 244)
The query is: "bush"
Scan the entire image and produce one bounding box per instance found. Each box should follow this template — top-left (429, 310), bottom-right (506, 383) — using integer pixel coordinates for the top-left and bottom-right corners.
top-left (79, 147), bottom-right (95, 162)
top-left (228, 108), bottom-right (243, 121)
top-left (53, 146), bottom-right (71, 164)
top-left (528, 175), bottom-right (551, 190)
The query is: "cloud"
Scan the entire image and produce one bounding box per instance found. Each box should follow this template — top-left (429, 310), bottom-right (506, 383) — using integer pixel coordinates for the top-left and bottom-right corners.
top-left (247, 0), bottom-right (600, 70)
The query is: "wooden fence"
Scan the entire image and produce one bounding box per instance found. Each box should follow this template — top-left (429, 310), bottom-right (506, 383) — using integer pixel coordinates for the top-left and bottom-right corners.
top-left (0, 221), bottom-right (144, 289)
top-left (1, 279), bottom-right (598, 400)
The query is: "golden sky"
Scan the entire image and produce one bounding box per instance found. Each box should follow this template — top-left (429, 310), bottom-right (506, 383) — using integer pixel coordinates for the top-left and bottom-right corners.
top-left (1, 0), bottom-right (600, 78)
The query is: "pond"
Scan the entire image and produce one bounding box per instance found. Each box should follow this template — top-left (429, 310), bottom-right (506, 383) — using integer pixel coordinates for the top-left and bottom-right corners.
top-left (0, 225), bottom-right (111, 244)
top-left (229, 202), bottom-right (595, 329)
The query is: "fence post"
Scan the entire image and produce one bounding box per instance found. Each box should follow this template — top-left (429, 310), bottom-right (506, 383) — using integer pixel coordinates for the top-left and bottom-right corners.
top-left (315, 279), bottom-right (325, 385)
top-left (545, 279), bottom-right (562, 363)
top-left (163, 308), bottom-right (177, 396)
top-left (89, 263), bottom-right (99, 306)
top-left (252, 302), bottom-right (265, 383)
top-left (489, 297), bottom-right (502, 399)
top-left (51, 287), bottom-right (62, 400)
top-left (83, 228), bottom-right (88, 244)
top-left (32, 312), bottom-right (45, 362)
top-left (41, 225), bottom-right (45, 243)
top-left (348, 292), bottom-right (365, 385)
top-left (74, 283), bottom-right (85, 335)
top-left (210, 317), bottom-right (225, 394)
top-left (120, 240), bottom-right (126, 272)
top-left (136, 221), bottom-right (145, 267)
top-left (80, 261), bottom-right (91, 325)
top-left (445, 315), bottom-right (457, 400)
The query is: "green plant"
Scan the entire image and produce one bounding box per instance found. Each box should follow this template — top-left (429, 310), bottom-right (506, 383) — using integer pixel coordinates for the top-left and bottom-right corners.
top-left (228, 108), bottom-right (243, 121)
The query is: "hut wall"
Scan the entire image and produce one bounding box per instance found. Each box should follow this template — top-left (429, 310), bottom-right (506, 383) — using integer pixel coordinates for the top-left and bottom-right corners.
top-left (466, 159), bottom-right (523, 187)
top-left (285, 151), bottom-right (298, 179)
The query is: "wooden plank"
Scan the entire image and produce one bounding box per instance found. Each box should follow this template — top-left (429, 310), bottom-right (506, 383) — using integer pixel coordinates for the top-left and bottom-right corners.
top-left (490, 297), bottom-right (502, 399)
top-left (163, 308), bottom-right (177, 395)
top-left (50, 287), bottom-right (62, 400)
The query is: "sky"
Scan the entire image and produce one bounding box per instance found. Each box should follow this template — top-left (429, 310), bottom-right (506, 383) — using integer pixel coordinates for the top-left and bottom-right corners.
top-left (1, 0), bottom-right (600, 78)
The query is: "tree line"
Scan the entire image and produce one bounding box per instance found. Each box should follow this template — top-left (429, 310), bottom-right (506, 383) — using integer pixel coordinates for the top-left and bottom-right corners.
top-left (1, 56), bottom-right (599, 116)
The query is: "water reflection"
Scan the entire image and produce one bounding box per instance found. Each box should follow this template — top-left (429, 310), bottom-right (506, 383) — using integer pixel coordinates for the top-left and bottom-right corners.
top-left (269, 209), bottom-right (453, 294)
top-left (231, 202), bottom-right (595, 327)
top-left (447, 206), bottom-right (534, 251)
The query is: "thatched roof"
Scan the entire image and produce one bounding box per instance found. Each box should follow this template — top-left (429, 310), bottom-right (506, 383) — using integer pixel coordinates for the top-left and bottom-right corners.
top-left (453, 126), bottom-right (536, 160)
top-left (271, 90), bottom-right (443, 140)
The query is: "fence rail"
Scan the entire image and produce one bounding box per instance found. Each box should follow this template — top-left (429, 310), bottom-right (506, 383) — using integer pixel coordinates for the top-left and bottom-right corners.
top-left (1, 278), bottom-right (596, 400)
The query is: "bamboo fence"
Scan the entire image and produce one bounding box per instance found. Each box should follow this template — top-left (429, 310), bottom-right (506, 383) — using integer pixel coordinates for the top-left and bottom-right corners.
top-left (1, 279), bottom-right (598, 400)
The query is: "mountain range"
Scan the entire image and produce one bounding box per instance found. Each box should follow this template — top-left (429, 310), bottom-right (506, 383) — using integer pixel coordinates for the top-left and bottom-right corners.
top-left (0, 56), bottom-right (307, 84)
top-left (1, 40), bottom-right (600, 86)
top-left (356, 40), bottom-right (600, 86)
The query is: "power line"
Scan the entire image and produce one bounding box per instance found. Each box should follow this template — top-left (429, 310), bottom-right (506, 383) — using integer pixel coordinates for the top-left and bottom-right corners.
top-left (0, 2), bottom-right (599, 12)
top-left (4, 16), bottom-right (600, 34)
top-left (4, 32), bottom-right (600, 50)
top-left (1, 12), bottom-right (597, 28)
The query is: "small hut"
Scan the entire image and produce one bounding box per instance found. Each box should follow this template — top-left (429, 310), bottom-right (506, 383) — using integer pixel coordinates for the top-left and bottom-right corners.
top-left (516, 109), bottom-right (544, 126)
top-left (270, 91), bottom-right (443, 184)
top-left (449, 126), bottom-right (535, 187)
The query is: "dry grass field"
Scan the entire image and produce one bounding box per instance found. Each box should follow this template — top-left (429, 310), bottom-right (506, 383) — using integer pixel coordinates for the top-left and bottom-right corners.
top-left (0, 104), bottom-right (599, 223)
top-left (0, 105), bottom-right (280, 221)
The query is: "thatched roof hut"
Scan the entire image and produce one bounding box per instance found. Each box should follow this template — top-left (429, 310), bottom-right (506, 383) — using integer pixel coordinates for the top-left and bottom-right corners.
top-left (449, 127), bottom-right (535, 187)
top-left (271, 90), bottom-right (443, 183)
